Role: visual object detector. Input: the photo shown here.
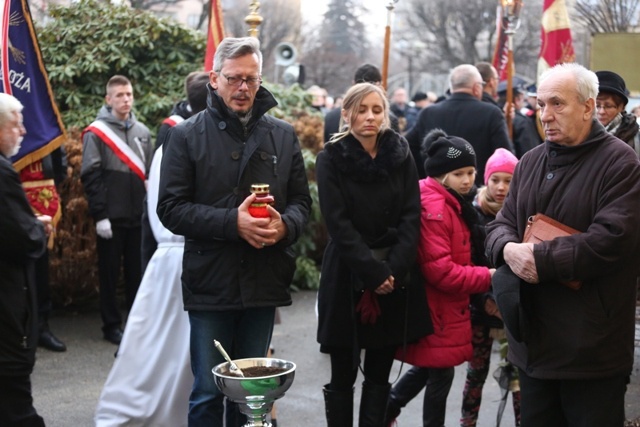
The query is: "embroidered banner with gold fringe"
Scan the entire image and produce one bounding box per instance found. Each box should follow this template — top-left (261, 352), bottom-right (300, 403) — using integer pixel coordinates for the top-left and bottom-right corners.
top-left (1, 0), bottom-right (66, 171)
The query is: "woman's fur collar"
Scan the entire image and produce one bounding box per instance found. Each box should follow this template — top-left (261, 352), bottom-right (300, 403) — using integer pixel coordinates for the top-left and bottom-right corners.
top-left (324, 129), bottom-right (410, 182)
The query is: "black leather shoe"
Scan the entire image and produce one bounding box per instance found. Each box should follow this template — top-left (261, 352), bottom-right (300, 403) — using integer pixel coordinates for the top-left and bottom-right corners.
top-left (39, 330), bottom-right (67, 352)
top-left (103, 328), bottom-right (124, 345)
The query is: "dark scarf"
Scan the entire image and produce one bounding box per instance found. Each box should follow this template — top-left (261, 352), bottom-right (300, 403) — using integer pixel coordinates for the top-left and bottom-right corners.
top-left (448, 187), bottom-right (482, 265)
top-left (447, 187), bottom-right (479, 232)
top-left (611, 111), bottom-right (639, 146)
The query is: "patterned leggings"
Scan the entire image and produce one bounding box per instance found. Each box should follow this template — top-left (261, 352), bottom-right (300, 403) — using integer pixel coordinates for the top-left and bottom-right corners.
top-left (460, 324), bottom-right (521, 427)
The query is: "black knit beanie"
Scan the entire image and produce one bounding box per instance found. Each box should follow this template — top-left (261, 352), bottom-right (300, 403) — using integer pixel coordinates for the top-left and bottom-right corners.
top-left (422, 129), bottom-right (476, 177)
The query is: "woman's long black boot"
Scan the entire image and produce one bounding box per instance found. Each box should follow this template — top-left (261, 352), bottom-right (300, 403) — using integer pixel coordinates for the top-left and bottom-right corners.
top-left (359, 381), bottom-right (391, 427)
top-left (323, 384), bottom-right (354, 426)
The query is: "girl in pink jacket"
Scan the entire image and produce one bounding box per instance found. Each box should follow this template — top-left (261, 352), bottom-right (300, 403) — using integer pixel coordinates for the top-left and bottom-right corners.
top-left (386, 129), bottom-right (494, 427)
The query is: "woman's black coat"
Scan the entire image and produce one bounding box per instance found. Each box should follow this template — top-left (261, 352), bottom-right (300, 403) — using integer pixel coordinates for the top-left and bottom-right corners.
top-left (316, 130), bottom-right (432, 350)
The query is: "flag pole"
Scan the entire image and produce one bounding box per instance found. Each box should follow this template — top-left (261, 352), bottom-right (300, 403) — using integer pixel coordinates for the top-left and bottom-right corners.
top-left (245, 1), bottom-right (263, 38)
top-left (381, 1), bottom-right (397, 91)
top-left (506, 33), bottom-right (514, 140)
top-left (499, 0), bottom-right (522, 140)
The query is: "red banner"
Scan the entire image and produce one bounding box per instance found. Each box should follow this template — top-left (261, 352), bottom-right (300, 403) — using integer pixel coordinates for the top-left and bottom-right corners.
top-left (537, 0), bottom-right (575, 80)
top-left (204, 0), bottom-right (225, 71)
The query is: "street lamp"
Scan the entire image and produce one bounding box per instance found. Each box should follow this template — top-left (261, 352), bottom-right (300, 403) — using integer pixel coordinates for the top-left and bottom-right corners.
top-left (499, 0), bottom-right (522, 139)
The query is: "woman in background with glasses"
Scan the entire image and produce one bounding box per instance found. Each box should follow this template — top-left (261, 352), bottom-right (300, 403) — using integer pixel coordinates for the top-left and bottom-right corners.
top-left (594, 71), bottom-right (639, 154)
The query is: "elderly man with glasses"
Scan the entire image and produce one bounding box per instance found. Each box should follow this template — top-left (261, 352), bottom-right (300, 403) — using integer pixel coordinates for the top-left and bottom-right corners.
top-left (157, 36), bottom-right (311, 427)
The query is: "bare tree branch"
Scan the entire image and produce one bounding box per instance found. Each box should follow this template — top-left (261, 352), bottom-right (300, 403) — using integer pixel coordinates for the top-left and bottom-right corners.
top-left (391, 0), bottom-right (540, 82)
top-left (574, 0), bottom-right (640, 33)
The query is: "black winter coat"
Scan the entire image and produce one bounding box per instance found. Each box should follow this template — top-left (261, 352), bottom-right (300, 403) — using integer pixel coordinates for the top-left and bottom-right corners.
top-left (0, 155), bottom-right (46, 376)
top-left (157, 86), bottom-right (311, 311)
top-left (486, 120), bottom-right (640, 379)
top-left (316, 130), bottom-right (432, 350)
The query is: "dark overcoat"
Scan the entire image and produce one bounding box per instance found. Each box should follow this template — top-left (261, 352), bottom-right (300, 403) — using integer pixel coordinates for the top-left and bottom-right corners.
top-left (316, 130), bottom-right (432, 350)
top-left (406, 92), bottom-right (512, 183)
top-left (157, 86), bottom-right (311, 311)
top-left (0, 154), bottom-right (47, 376)
top-left (486, 120), bottom-right (640, 379)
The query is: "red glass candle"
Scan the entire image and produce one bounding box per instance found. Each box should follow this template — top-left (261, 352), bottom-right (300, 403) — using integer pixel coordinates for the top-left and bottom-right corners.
top-left (248, 183), bottom-right (274, 218)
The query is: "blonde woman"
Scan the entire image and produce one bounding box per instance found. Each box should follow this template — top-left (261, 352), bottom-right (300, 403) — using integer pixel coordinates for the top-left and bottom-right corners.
top-left (316, 83), bottom-right (431, 426)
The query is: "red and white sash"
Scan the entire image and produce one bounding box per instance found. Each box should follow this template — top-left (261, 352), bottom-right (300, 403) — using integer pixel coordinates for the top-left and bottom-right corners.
top-left (85, 121), bottom-right (146, 181)
top-left (162, 115), bottom-right (185, 127)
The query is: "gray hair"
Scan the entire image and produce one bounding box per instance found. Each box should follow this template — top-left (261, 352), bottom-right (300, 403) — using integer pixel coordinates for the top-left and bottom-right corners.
top-left (0, 93), bottom-right (23, 127)
top-left (449, 64), bottom-right (482, 92)
top-left (539, 63), bottom-right (598, 104)
top-left (212, 37), bottom-right (263, 74)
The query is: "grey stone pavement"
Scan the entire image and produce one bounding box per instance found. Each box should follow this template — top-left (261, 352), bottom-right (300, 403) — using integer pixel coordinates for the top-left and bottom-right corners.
top-left (33, 290), bottom-right (640, 426)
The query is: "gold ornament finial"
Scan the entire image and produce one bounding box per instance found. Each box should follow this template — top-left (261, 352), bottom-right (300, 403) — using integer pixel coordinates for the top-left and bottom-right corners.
top-left (245, 1), bottom-right (263, 38)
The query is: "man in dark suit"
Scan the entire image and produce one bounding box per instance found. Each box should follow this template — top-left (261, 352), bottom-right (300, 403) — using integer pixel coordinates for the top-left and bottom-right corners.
top-left (406, 64), bottom-right (513, 183)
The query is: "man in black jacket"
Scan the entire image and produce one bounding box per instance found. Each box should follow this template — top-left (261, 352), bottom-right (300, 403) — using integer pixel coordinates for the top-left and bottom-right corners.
top-left (0, 93), bottom-right (49, 427)
top-left (157, 37), bottom-right (311, 427)
top-left (406, 64), bottom-right (513, 182)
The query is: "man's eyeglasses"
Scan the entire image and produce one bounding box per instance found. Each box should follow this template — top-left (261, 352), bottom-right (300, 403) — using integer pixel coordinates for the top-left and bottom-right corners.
top-left (596, 103), bottom-right (618, 111)
top-left (222, 74), bottom-right (262, 88)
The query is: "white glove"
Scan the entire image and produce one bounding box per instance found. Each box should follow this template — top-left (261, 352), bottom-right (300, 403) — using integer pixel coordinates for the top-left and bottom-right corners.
top-left (96, 218), bottom-right (113, 239)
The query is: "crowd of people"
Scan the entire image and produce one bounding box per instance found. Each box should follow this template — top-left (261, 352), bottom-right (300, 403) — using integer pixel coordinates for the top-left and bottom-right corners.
top-left (2, 34), bottom-right (640, 427)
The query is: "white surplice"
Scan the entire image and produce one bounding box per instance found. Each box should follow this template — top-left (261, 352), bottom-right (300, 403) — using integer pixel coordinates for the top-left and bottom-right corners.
top-left (95, 146), bottom-right (191, 427)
